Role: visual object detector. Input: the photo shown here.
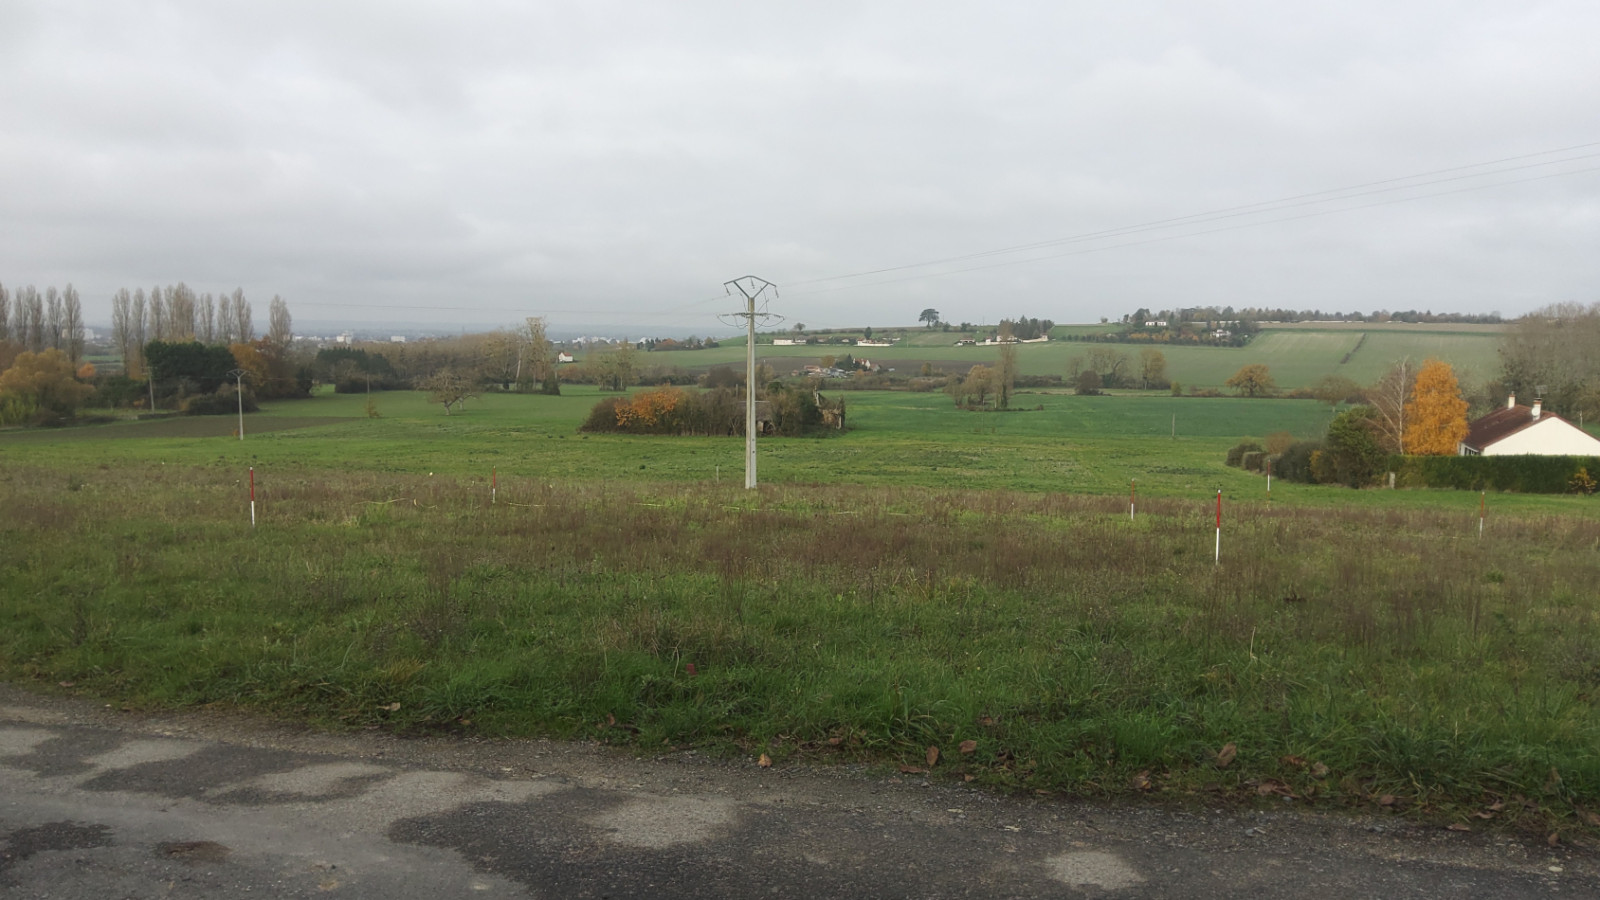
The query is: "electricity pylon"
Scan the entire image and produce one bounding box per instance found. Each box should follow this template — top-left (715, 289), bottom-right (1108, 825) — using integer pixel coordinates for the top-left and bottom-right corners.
top-left (719, 276), bottom-right (782, 489)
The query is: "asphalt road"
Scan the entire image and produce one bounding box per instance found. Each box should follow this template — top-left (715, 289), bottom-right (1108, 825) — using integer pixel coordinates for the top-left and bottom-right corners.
top-left (2, 685), bottom-right (1593, 898)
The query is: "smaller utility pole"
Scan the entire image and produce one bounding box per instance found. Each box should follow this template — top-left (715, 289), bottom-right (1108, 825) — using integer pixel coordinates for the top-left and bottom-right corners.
top-left (719, 276), bottom-right (782, 489)
top-left (227, 368), bottom-right (247, 439)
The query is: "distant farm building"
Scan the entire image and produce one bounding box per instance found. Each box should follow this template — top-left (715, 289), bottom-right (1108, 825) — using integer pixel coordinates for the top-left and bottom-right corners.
top-left (1458, 395), bottom-right (1600, 456)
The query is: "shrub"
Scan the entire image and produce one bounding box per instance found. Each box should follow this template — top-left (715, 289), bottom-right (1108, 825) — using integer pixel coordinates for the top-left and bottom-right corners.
top-left (1265, 431), bottom-right (1296, 455)
top-left (1225, 440), bottom-right (1263, 467)
top-left (1241, 451), bottom-right (1266, 472)
top-left (1275, 441), bottom-right (1323, 483)
top-left (181, 388), bottom-right (260, 417)
top-left (580, 396), bottom-right (626, 433)
top-left (1571, 468), bottom-right (1598, 495)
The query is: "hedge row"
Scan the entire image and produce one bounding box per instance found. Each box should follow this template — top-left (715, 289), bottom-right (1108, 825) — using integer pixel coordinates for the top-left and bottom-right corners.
top-left (1388, 454), bottom-right (1600, 493)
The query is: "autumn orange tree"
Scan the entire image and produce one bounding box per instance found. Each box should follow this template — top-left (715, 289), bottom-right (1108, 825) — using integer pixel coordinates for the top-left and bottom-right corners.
top-left (1225, 363), bottom-right (1276, 397)
top-left (1402, 358), bottom-right (1469, 455)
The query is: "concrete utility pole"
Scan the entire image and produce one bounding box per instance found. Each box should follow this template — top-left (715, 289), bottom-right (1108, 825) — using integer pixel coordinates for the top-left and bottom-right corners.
top-left (720, 276), bottom-right (781, 489)
top-left (227, 368), bottom-right (247, 439)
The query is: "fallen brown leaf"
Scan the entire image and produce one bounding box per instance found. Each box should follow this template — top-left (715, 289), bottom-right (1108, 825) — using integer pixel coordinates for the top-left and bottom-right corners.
top-left (1216, 743), bottom-right (1238, 768)
top-left (1378, 794), bottom-right (1397, 807)
top-left (1280, 755), bottom-right (1307, 768)
top-left (382, 702), bottom-right (401, 712)
top-left (1447, 823), bottom-right (1471, 832)
top-left (926, 746), bottom-right (940, 767)
top-left (899, 765), bottom-right (928, 774)
top-left (1583, 810), bottom-right (1600, 827)
top-left (758, 753), bottom-right (772, 768)
top-left (978, 716), bottom-right (995, 727)
top-left (1131, 771), bottom-right (1152, 791)
top-left (1548, 832), bottom-right (1560, 847)
top-left (1256, 779), bottom-right (1295, 798)
top-left (959, 740), bottom-right (978, 755)
top-left (1310, 762), bottom-right (1330, 778)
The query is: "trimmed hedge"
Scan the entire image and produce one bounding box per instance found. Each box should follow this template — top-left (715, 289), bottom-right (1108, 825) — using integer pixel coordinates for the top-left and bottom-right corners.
top-left (1225, 441), bottom-right (1263, 467)
top-left (1389, 454), bottom-right (1600, 493)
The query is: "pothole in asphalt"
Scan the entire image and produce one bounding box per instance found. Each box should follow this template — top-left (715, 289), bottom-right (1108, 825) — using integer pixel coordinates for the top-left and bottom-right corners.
top-left (587, 796), bottom-right (738, 849)
top-left (1044, 850), bottom-right (1146, 890)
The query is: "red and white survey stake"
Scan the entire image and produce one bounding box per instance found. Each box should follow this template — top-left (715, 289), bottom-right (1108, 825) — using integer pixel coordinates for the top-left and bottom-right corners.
top-left (1214, 489), bottom-right (1222, 564)
top-left (492, 465), bottom-right (498, 505)
top-left (1266, 457), bottom-right (1273, 502)
top-left (1130, 479), bottom-right (1136, 521)
top-left (1479, 490), bottom-right (1485, 539)
top-left (248, 466), bottom-right (256, 528)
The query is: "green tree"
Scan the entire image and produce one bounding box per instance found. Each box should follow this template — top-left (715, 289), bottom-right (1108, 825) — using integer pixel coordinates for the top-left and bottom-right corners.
top-left (919, 308), bottom-right (941, 327)
top-left (1323, 405), bottom-right (1386, 487)
top-left (1225, 364), bottom-right (1276, 397)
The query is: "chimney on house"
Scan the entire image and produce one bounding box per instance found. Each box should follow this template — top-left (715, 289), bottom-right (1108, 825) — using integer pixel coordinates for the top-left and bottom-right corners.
top-left (1507, 393), bottom-right (1516, 410)
top-left (1532, 399), bottom-right (1542, 420)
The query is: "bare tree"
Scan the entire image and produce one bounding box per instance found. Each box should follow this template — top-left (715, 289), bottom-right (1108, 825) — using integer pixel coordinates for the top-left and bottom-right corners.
top-left (995, 342), bottom-right (1018, 409)
top-left (131, 289), bottom-right (148, 373)
top-left (1499, 302), bottom-right (1600, 418)
top-left (1366, 358), bottom-right (1416, 454)
top-left (418, 368), bottom-right (477, 415)
top-left (199, 293), bottom-right (216, 343)
top-left (0, 281), bottom-right (9, 342)
top-left (19, 286), bottom-right (44, 352)
top-left (45, 286), bottom-right (64, 350)
top-left (112, 288), bottom-right (137, 376)
top-left (149, 285), bottom-right (167, 341)
top-left (168, 283), bottom-right (197, 340)
top-left (518, 316), bottom-right (557, 393)
top-left (62, 284), bottom-right (84, 363)
top-left (231, 289), bottom-right (254, 342)
top-left (268, 295), bottom-right (292, 348)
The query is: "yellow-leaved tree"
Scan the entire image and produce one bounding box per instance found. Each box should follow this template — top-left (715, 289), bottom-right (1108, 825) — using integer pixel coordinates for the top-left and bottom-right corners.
top-left (1402, 358), bottom-right (1469, 455)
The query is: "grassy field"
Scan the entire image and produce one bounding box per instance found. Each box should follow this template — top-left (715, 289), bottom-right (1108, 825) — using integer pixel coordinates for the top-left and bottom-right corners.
top-left (3, 387), bottom-right (1598, 831)
top-left (637, 323), bottom-right (1505, 392)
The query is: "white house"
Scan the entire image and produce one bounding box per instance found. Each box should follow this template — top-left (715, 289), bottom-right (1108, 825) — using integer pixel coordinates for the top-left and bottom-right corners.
top-left (1458, 395), bottom-right (1600, 456)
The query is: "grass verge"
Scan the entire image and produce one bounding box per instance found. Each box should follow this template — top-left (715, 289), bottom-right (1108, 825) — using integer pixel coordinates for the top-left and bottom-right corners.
top-left (3, 461), bottom-right (1598, 834)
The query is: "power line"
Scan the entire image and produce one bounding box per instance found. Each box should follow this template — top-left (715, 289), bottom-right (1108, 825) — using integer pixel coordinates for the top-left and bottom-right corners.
top-left (787, 141), bottom-right (1600, 289)
top-left (785, 161), bottom-right (1600, 299)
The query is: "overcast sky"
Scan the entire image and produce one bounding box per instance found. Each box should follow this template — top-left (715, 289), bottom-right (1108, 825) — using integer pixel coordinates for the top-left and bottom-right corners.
top-left (3, 1), bottom-right (1598, 334)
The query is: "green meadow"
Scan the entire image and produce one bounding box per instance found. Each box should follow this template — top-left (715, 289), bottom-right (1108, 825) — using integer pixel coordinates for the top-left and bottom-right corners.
top-left (4, 383), bottom-right (1598, 831)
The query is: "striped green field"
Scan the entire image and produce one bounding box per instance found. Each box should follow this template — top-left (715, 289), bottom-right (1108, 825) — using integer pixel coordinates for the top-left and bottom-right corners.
top-left (666, 323), bottom-right (1507, 391)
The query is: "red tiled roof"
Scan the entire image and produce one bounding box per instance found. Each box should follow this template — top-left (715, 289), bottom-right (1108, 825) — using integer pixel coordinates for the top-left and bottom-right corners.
top-left (1460, 404), bottom-right (1550, 451)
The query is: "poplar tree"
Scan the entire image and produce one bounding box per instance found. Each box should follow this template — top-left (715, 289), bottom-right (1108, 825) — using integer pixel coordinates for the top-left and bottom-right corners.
top-left (1402, 359), bottom-right (1469, 455)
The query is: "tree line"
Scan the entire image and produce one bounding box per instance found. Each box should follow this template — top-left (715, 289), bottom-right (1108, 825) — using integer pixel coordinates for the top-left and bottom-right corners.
top-left (0, 282), bottom-right (88, 364)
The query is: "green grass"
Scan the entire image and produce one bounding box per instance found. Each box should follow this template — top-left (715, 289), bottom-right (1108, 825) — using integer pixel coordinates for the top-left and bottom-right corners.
top-left (4, 386), bottom-right (1598, 831)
